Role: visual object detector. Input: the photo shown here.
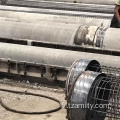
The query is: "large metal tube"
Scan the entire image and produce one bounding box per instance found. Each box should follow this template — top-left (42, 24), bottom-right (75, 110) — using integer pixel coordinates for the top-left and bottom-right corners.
top-left (0, 20), bottom-right (120, 52)
top-left (0, 42), bottom-right (120, 68)
top-left (0, 10), bottom-right (111, 26)
top-left (1, 0), bottom-right (114, 14)
top-left (0, 5), bottom-right (113, 19)
top-left (0, 20), bottom-right (80, 45)
top-left (10, 0), bottom-right (115, 5)
top-left (102, 28), bottom-right (120, 50)
top-left (74, 25), bottom-right (120, 51)
top-left (1, 20), bottom-right (120, 52)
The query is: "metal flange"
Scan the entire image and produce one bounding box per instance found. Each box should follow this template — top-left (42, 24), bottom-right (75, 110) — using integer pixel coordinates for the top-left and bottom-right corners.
top-left (65, 59), bottom-right (100, 97)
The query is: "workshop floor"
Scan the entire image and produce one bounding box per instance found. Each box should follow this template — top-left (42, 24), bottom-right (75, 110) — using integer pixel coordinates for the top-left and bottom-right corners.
top-left (0, 79), bottom-right (67, 120)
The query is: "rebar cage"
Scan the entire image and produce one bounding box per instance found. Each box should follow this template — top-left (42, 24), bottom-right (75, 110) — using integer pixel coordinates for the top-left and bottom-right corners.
top-left (87, 66), bottom-right (120, 120)
top-left (66, 59), bottom-right (120, 120)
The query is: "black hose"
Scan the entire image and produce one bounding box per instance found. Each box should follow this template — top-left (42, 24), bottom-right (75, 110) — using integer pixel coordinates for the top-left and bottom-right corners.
top-left (0, 88), bottom-right (62, 114)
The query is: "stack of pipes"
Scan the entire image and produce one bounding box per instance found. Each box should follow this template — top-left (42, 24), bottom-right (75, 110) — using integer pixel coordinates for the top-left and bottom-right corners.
top-left (0, 0), bottom-right (119, 81)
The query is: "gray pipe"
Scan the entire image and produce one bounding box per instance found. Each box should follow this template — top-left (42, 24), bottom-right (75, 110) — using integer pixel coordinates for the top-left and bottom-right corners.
top-left (0, 20), bottom-right (119, 51)
top-left (2, 0), bottom-right (115, 14)
top-left (0, 5), bottom-right (113, 19)
top-left (0, 10), bottom-right (111, 26)
top-left (46, 0), bottom-right (115, 5)
top-left (0, 20), bottom-right (80, 45)
top-left (103, 28), bottom-right (120, 50)
top-left (17, 0), bottom-right (115, 5)
top-left (0, 42), bottom-right (119, 68)
top-left (74, 25), bottom-right (120, 51)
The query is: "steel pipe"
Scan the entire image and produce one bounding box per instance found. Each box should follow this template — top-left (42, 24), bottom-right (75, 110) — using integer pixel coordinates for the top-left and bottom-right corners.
top-left (0, 42), bottom-right (120, 68)
top-left (102, 28), bottom-right (120, 50)
top-left (0, 20), bottom-right (120, 52)
top-left (1, 0), bottom-right (114, 14)
top-left (74, 25), bottom-right (120, 51)
top-left (23, 0), bottom-right (115, 5)
top-left (0, 10), bottom-right (111, 26)
top-left (0, 5), bottom-right (113, 19)
top-left (0, 20), bottom-right (81, 45)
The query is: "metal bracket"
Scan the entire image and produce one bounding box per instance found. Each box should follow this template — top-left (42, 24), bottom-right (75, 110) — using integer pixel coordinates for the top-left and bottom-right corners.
top-left (24, 62), bottom-right (27, 76)
top-left (7, 59), bottom-right (11, 73)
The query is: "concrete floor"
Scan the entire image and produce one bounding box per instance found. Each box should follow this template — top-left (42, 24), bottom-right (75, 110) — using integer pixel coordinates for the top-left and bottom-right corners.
top-left (0, 79), bottom-right (67, 120)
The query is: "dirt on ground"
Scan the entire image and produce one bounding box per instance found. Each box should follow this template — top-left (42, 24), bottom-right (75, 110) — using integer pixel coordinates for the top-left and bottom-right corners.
top-left (0, 78), bottom-right (67, 120)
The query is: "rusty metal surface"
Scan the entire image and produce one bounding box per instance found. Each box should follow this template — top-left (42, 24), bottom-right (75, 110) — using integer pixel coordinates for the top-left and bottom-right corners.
top-left (74, 25), bottom-right (99, 45)
top-left (74, 25), bottom-right (120, 51)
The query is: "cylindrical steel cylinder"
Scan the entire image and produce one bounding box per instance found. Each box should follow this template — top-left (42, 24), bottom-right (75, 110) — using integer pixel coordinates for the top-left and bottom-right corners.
top-left (0, 10), bottom-right (111, 26)
top-left (1, 0), bottom-right (114, 14)
top-left (74, 25), bottom-right (120, 51)
top-left (102, 28), bottom-right (120, 50)
top-left (0, 20), bottom-right (80, 45)
top-left (15, 0), bottom-right (115, 5)
top-left (0, 20), bottom-right (120, 51)
top-left (0, 42), bottom-right (120, 68)
top-left (0, 5), bottom-right (113, 19)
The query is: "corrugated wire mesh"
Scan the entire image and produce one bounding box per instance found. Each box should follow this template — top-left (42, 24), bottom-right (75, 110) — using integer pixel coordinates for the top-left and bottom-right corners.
top-left (87, 64), bottom-right (120, 120)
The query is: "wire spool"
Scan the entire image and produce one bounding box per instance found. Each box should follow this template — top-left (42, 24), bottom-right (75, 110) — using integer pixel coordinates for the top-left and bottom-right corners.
top-left (65, 59), bottom-right (101, 97)
top-left (66, 71), bottom-right (106, 120)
